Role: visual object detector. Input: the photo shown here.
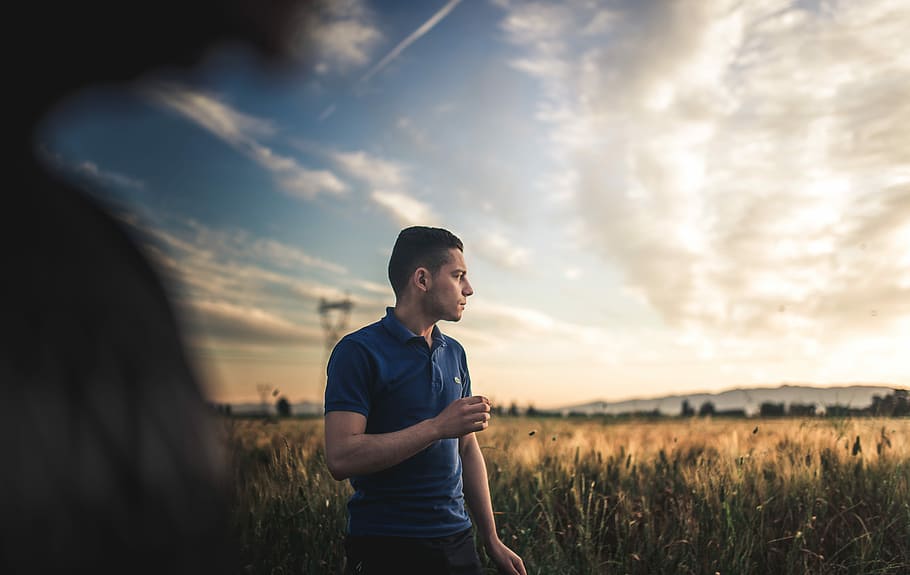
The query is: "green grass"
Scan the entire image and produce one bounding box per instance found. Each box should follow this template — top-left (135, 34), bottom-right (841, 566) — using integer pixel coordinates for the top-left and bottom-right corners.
top-left (225, 417), bottom-right (910, 574)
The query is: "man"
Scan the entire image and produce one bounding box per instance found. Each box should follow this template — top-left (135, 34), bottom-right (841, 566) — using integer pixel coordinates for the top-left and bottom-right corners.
top-left (324, 226), bottom-right (526, 575)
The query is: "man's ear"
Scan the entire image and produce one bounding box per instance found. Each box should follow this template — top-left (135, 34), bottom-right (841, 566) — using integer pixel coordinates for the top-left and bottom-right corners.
top-left (414, 267), bottom-right (430, 292)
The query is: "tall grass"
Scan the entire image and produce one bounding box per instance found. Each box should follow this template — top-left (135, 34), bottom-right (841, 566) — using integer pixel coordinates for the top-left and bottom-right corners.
top-left (226, 417), bottom-right (910, 574)
top-left (226, 418), bottom-right (350, 574)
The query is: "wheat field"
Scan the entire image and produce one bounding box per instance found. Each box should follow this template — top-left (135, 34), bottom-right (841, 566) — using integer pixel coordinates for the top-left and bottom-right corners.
top-left (225, 416), bottom-right (910, 574)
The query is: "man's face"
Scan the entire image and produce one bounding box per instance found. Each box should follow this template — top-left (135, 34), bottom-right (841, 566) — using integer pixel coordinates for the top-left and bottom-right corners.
top-left (427, 248), bottom-right (473, 322)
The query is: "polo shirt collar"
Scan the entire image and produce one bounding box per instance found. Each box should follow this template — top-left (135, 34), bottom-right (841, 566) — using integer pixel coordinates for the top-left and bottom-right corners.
top-left (382, 307), bottom-right (447, 348)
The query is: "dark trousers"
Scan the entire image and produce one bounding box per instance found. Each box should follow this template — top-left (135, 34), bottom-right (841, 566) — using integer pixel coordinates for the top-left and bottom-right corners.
top-left (343, 528), bottom-right (483, 575)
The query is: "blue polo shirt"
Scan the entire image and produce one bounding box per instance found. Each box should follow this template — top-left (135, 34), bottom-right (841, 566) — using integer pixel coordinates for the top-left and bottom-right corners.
top-left (324, 307), bottom-right (473, 538)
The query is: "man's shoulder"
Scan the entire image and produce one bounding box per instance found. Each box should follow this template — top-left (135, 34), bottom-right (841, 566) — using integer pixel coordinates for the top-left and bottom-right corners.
top-left (440, 332), bottom-right (467, 356)
top-left (335, 319), bottom-right (388, 349)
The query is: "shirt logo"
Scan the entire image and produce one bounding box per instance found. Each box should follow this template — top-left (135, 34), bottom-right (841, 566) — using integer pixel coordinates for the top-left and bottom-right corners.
top-left (454, 376), bottom-right (462, 385)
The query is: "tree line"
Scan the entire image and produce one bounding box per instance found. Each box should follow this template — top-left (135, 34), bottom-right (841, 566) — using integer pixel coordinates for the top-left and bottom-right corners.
top-left (210, 389), bottom-right (908, 419)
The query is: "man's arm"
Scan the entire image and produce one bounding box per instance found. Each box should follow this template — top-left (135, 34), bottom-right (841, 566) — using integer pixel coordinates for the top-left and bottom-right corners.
top-left (460, 432), bottom-right (527, 575)
top-left (324, 396), bottom-right (491, 480)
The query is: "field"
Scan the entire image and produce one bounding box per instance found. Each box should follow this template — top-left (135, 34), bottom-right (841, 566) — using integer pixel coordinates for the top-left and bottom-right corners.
top-left (225, 416), bottom-right (910, 574)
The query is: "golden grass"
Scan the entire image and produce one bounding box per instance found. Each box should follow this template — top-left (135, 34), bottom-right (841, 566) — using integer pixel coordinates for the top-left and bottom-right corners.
top-left (226, 416), bottom-right (910, 574)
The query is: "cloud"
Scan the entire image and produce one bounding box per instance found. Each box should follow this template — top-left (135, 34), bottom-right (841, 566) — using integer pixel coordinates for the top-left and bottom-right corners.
top-left (278, 168), bottom-right (348, 200)
top-left (360, 0), bottom-right (463, 84)
top-left (249, 238), bottom-right (347, 275)
top-left (326, 148), bottom-right (442, 230)
top-left (354, 280), bottom-right (393, 296)
top-left (127, 215), bottom-right (354, 301)
top-left (471, 231), bottom-right (530, 270)
top-left (453, 298), bottom-right (633, 364)
top-left (38, 151), bottom-right (147, 196)
top-left (396, 116), bottom-right (430, 148)
top-left (309, 0), bottom-right (382, 74)
top-left (147, 84), bottom-right (347, 199)
top-left (332, 150), bottom-right (408, 189)
top-left (499, 1), bottom-right (575, 83)
top-left (500, 1), bottom-right (573, 45)
top-left (371, 190), bottom-right (438, 227)
top-left (312, 20), bottom-right (382, 72)
top-left (499, 0), bottom-right (910, 345)
top-left (148, 85), bottom-right (275, 141)
top-left (76, 161), bottom-right (146, 190)
top-left (119, 213), bottom-right (393, 350)
top-left (183, 299), bottom-right (323, 346)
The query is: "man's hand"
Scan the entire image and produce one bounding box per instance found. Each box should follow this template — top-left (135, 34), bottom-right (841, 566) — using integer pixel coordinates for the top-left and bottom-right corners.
top-left (432, 395), bottom-right (491, 438)
top-left (486, 538), bottom-right (527, 575)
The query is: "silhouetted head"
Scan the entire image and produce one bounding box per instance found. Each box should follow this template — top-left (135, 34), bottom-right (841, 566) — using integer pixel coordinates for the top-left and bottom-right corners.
top-left (4, 1), bottom-right (317, 573)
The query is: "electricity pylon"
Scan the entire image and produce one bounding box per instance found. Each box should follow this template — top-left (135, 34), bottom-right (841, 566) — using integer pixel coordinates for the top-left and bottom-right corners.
top-left (319, 295), bottom-right (353, 365)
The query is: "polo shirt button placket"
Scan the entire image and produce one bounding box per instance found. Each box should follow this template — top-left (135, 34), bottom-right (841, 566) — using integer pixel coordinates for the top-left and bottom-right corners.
top-left (430, 349), bottom-right (443, 392)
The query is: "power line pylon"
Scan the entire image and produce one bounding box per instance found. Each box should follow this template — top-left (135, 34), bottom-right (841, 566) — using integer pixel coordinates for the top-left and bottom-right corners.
top-left (319, 295), bottom-right (353, 362)
top-left (256, 382), bottom-right (273, 416)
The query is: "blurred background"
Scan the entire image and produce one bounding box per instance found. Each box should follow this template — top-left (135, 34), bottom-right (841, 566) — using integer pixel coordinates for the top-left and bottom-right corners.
top-left (36, 0), bottom-right (909, 412)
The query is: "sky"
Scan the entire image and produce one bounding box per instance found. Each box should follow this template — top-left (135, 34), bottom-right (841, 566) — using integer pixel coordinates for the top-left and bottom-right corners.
top-left (38, 0), bottom-right (909, 409)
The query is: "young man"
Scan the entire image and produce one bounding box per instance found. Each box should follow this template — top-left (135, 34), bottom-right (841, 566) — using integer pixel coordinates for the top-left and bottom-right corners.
top-left (324, 226), bottom-right (526, 575)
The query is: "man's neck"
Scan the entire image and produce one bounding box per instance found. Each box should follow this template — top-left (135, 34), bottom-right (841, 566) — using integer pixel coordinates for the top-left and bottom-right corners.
top-left (392, 304), bottom-right (436, 347)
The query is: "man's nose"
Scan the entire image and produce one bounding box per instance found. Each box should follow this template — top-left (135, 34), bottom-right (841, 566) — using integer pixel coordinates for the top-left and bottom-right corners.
top-left (463, 279), bottom-right (474, 296)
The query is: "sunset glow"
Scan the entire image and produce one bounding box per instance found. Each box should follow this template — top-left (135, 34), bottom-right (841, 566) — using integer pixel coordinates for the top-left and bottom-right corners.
top-left (41, 0), bottom-right (909, 409)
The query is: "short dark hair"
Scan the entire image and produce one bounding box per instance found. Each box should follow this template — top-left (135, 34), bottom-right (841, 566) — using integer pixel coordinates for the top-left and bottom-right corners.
top-left (388, 226), bottom-right (464, 298)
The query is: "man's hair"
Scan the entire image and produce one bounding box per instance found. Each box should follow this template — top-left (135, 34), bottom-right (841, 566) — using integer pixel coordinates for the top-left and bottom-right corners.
top-left (388, 226), bottom-right (464, 298)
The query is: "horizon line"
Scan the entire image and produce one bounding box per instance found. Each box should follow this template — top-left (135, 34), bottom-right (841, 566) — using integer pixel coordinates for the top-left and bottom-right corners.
top-left (212, 381), bottom-right (906, 409)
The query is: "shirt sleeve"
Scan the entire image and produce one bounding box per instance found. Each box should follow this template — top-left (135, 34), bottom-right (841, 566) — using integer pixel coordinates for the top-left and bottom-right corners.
top-left (324, 337), bottom-right (373, 417)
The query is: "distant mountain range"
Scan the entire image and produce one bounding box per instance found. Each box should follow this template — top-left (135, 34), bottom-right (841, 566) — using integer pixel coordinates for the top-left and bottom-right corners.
top-left (546, 384), bottom-right (903, 417)
top-left (218, 384), bottom-right (905, 417)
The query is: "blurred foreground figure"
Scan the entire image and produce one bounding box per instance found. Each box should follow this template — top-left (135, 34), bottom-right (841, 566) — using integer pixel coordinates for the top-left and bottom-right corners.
top-left (2, 2), bottom-right (313, 573)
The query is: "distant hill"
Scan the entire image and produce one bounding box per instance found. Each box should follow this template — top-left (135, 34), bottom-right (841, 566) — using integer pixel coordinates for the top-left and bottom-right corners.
top-left (547, 384), bottom-right (902, 417)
